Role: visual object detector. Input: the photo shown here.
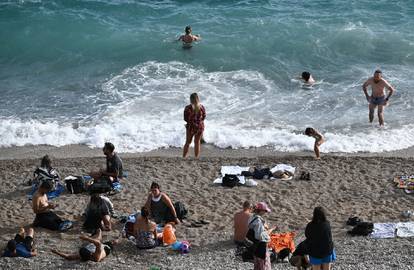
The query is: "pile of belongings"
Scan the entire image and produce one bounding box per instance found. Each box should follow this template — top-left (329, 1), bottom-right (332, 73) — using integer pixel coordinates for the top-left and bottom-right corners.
top-left (393, 175), bottom-right (414, 194)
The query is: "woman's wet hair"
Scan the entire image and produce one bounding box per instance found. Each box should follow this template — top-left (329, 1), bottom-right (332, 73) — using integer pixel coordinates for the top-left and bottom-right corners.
top-left (185, 25), bottom-right (191, 34)
top-left (305, 127), bottom-right (313, 136)
top-left (301, 71), bottom-right (311, 82)
top-left (312, 206), bottom-right (327, 223)
top-left (40, 155), bottom-right (52, 169)
top-left (79, 247), bottom-right (92, 261)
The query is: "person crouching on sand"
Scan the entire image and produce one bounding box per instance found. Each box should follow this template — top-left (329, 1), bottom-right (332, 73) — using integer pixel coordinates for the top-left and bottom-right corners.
top-left (183, 92), bottom-right (206, 159)
top-left (305, 127), bottom-right (324, 160)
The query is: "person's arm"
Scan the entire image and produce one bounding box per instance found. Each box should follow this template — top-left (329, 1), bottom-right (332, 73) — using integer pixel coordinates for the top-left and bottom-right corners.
top-left (161, 194), bottom-right (180, 224)
top-left (305, 223), bottom-right (311, 239)
top-left (184, 106), bottom-right (190, 123)
top-left (362, 79), bottom-right (371, 101)
top-left (178, 35), bottom-right (183, 41)
top-left (384, 80), bottom-right (395, 101)
top-left (79, 235), bottom-right (101, 246)
top-left (201, 105), bottom-right (206, 121)
top-left (51, 249), bottom-right (80, 260)
top-left (193, 34), bottom-right (201, 41)
top-left (144, 193), bottom-right (152, 214)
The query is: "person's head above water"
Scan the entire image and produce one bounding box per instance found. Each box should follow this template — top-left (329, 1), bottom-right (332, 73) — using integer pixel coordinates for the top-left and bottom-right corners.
top-left (373, 69), bottom-right (382, 83)
top-left (301, 71), bottom-right (311, 82)
top-left (185, 26), bottom-right (192, 35)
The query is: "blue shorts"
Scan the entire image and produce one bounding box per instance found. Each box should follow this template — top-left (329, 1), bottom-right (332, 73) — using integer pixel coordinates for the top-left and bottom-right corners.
top-left (370, 96), bottom-right (386, 105)
top-left (309, 250), bottom-right (336, 265)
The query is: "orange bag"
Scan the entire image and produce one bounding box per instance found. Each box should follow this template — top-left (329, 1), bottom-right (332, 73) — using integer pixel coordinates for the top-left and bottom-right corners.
top-left (162, 224), bottom-right (176, 245)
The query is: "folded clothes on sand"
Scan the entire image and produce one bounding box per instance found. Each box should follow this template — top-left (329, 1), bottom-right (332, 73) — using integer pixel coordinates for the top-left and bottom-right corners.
top-left (370, 223), bottom-right (398, 239)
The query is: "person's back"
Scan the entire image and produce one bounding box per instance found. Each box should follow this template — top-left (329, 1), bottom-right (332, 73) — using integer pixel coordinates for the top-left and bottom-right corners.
top-left (134, 207), bottom-right (158, 249)
top-left (234, 201), bottom-right (253, 244)
top-left (305, 220), bottom-right (333, 258)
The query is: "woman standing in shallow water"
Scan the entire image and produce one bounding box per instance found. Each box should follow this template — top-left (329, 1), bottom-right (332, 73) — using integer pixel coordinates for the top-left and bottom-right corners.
top-left (183, 93), bottom-right (206, 158)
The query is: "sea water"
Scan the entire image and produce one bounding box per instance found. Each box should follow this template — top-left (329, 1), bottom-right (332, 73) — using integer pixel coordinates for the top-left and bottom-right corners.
top-left (1, 0), bottom-right (413, 153)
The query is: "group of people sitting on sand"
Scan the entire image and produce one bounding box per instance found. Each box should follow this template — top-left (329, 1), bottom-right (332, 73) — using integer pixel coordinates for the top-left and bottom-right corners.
top-left (234, 201), bottom-right (335, 270)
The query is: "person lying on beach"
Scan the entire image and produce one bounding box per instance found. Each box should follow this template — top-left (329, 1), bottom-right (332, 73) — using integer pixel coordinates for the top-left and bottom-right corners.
top-left (241, 167), bottom-right (294, 179)
top-left (132, 207), bottom-right (163, 249)
top-left (83, 194), bottom-right (112, 234)
top-left (304, 127), bottom-right (324, 160)
top-left (51, 228), bottom-right (114, 262)
top-left (89, 142), bottom-right (123, 185)
top-left (301, 71), bottom-right (315, 85)
top-left (32, 181), bottom-right (68, 231)
top-left (144, 182), bottom-right (181, 225)
top-left (233, 201), bottom-right (253, 246)
top-left (183, 92), bottom-right (206, 159)
top-left (362, 69), bottom-right (395, 127)
top-left (2, 227), bottom-right (37, 258)
top-left (178, 26), bottom-right (201, 49)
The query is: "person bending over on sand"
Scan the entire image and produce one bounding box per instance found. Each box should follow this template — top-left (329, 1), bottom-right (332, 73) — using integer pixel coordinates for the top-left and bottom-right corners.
top-left (183, 92), bottom-right (206, 159)
top-left (301, 71), bottom-right (315, 85)
top-left (90, 142), bottom-right (123, 184)
top-left (51, 228), bottom-right (114, 262)
top-left (83, 194), bottom-right (112, 234)
top-left (133, 207), bottom-right (163, 249)
top-left (32, 181), bottom-right (66, 231)
top-left (305, 207), bottom-right (335, 270)
top-left (144, 182), bottom-right (180, 225)
top-left (233, 201), bottom-right (253, 246)
top-left (2, 227), bottom-right (37, 258)
top-left (305, 127), bottom-right (324, 160)
top-left (289, 240), bottom-right (311, 270)
top-left (362, 69), bottom-right (395, 126)
top-left (247, 202), bottom-right (277, 270)
top-left (178, 26), bottom-right (201, 49)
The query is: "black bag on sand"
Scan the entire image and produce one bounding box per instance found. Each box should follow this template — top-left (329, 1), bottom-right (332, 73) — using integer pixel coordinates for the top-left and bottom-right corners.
top-left (65, 176), bottom-right (85, 194)
top-left (222, 174), bottom-right (240, 188)
top-left (88, 177), bottom-right (112, 194)
top-left (348, 222), bottom-right (374, 236)
top-left (174, 201), bottom-right (188, 221)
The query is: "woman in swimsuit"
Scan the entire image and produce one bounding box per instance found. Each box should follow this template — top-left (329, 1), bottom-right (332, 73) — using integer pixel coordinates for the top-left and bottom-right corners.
top-left (183, 93), bottom-right (206, 158)
top-left (305, 127), bottom-right (325, 159)
top-left (178, 26), bottom-right (201, 49)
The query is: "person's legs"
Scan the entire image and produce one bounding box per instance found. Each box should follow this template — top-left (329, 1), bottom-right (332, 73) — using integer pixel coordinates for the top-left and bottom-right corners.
top-left (183, 128), bottom-right (194, 158)
top-left (35, 212), bottom-right (62, 231)
top-left (314, 139), bottom-right (324, 159)
top-left (312, 265), bottom-right (322, 270)
top-left (92, 228), bottom-right (103, 242)
top-left (23, 228), bottom-right (34, 250)
top-left (194, 132), bottom-right (202, 158)
top-left (368, 103), bottom-right (376, 123)
top-left (377, 105), bottom-right (384, 126)
top-left (321, 263), bottom-right (331, 270)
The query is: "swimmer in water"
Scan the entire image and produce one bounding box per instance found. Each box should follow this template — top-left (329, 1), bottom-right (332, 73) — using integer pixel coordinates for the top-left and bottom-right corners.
top-left (301, 71), bottom-right (315, 85)
top-left (178, 26), bottom-right (201, 49)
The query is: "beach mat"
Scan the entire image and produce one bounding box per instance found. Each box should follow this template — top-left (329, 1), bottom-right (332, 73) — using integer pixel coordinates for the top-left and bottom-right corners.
top-left (28, 182), bottom-right (65, 200)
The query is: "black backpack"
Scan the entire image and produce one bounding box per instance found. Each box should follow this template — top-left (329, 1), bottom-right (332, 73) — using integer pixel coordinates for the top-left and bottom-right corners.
top-left (348, 222), bottom-right (374, 236)
top-left (88, 177), bottom-right (113, 194)
top-left (222, 174), bottom-right (240, 188)
top-left (65, 176), bottom-right (85, 194)
top-left (174, 201), bottom-right (188, 221)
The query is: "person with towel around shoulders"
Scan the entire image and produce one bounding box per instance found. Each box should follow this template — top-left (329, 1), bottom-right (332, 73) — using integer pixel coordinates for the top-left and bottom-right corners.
top-left (248, 202), bottom-right (277, 270)
top-left (144, 182), bottom-right (180, 225)
top-left (183, 92), bottom-right (206, 159)
top-left (305, 206), bottom-right (336, 270)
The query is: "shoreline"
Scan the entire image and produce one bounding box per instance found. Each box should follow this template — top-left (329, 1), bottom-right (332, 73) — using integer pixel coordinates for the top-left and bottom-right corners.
top-left (0, 143), bottom-right (413, 160)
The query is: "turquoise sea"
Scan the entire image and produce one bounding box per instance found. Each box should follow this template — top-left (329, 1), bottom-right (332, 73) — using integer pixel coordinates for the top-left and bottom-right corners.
top-left (1, 0), bottom-right (413, 152)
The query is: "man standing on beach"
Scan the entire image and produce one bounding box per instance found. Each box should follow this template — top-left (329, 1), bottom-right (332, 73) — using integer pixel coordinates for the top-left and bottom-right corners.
top-left (362, 70), bottom-right (395, 126)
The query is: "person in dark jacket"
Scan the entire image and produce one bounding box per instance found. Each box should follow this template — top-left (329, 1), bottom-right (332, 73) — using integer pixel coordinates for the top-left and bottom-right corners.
top-left (305, 207), bottom-right (336, 270)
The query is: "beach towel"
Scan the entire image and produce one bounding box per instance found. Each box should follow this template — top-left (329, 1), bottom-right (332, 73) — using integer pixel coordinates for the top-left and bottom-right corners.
top-left (396, 222), bottom-right (414, 238)
top-left (28, 182), bottom-right (65, 200)
top-left (270, 164), bottom-right (296, 180)
top-left (221, 166), bottom-right (250, 176)
top-left (268, 232), bottom-right (296, 253)
top-left (370, 223), bottom-right (397, 239)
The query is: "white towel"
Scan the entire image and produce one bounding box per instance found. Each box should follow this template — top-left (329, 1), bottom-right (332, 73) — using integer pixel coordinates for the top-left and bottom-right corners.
top-left (220, 166), bottom-right (250, 176)
top-left (370, 223), bottom-right (397, 239)
top-left (396, 222), bottom-right (414, 238)
top-left (270, 164), bottom-right (296, 174)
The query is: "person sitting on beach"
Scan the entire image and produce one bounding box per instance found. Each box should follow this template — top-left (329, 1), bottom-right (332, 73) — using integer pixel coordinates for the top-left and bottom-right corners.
top-left (32, 155), bottom-right (60, 189)
top-left (144, 182), bottom-right (180, 225)
top-left (233, 201), bottom-right (253, 246)
top-left (362, 69), bottom-right (395, 126)
top-left (32, 181), bottom-right (67, 231)
top-left (133, 207), bottom-right (162, 249)
top-left (51, 228), bottom-right (114, 262)
top-left (289, 240), bottom-right (311, 270)
top-left (301, 71), bottom-right (315, 85)
top-left (178, 26), bottom-right (201, 48)
top-left (90, 142), bottom-right (123, 184)
top-left (2, 227), bottom-right (37, 258)
top-left (304, 127), bottom-right (324, 160)
top-left (305, 207), bottom-right (335, 270)
top-left (247, 202), bottom-right (277, 270)
top-left (183, 92), bottom-right (206, 159)
top-left (83, 194), bottom-right (112, 234)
